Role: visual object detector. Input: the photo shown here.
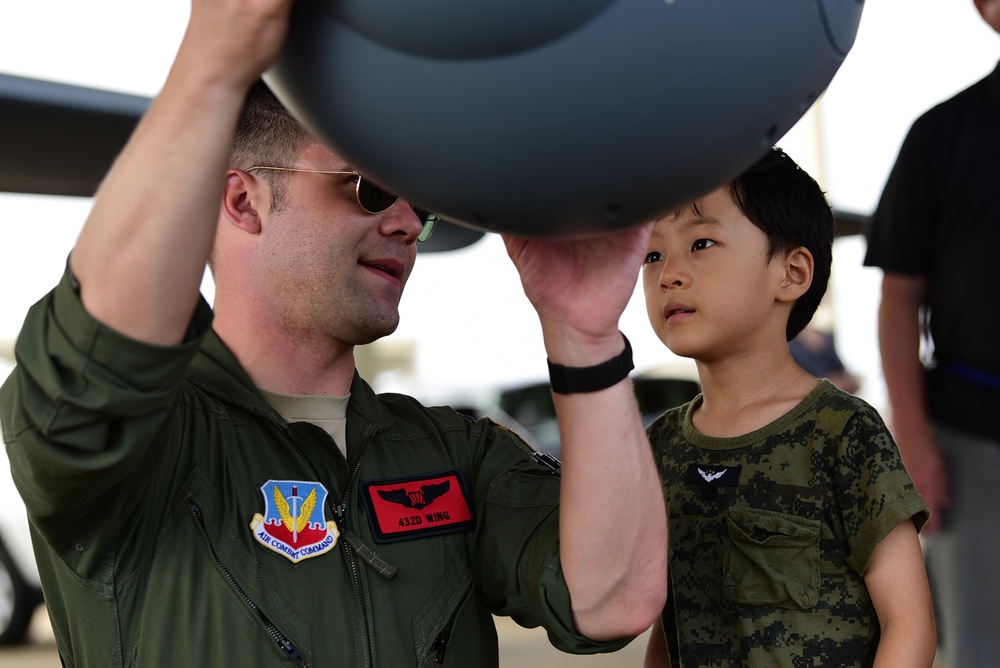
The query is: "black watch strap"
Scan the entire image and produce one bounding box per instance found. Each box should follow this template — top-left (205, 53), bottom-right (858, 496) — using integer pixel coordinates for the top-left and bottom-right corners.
top-left (547, 334), bottom-right (634, 394)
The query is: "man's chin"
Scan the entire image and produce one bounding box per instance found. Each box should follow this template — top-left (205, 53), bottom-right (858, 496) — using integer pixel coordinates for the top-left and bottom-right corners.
top-left (348, 317), bottom-right (400, 348)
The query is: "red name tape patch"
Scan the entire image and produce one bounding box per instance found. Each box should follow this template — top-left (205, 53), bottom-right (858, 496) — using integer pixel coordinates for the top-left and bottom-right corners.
top-left (359, 470), bottom-right (475, 544)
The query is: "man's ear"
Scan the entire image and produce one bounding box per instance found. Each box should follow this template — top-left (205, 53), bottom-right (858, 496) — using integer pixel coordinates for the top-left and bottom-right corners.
top-left (776, 246), bottom-right (814, 303)
top-left (221, 169), bottom-right (264, 234)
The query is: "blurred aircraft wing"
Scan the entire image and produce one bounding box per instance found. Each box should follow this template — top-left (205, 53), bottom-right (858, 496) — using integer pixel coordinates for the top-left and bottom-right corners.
top-left (0, 72), bottom-right (486, 252)
top-left (0, 73), bottom-right (148, 198)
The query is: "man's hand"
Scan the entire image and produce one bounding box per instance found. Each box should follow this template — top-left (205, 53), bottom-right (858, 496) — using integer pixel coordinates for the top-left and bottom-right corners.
top-left (503, 223), bottom-right (653, 363)
top-left (179, 0), bottom-right (293, 91)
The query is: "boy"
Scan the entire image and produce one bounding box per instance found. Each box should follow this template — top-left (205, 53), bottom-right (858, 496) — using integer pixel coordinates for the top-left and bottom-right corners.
top-left (641, 148), bottom-right (935, 667)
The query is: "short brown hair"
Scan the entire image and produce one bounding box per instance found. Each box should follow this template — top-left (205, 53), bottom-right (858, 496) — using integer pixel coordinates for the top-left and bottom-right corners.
top-left (230, 80), bottom-right (313, 211)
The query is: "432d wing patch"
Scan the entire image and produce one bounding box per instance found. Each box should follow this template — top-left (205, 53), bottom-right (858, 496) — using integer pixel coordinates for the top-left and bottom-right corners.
top-left (250, 480), bottom-right (340, 563)
top-left (360, 470), bottom-right (475, 544)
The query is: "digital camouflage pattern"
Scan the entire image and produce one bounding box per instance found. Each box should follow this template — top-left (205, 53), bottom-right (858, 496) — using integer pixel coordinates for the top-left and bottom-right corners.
top-left (648, 380), bottom-right (928, 668)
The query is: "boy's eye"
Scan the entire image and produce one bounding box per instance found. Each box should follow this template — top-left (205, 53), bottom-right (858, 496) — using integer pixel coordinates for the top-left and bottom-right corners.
top-left (644, 251), bottom-right (662, 264)
top-left (692, 238), bottom-right (715, 251)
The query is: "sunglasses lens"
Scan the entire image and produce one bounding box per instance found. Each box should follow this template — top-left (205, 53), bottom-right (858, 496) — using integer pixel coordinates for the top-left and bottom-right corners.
top-left (414, 210), bottom-right (437, 243)
top-left (354, 174), bottom-right (435, 243)
top-left (356, 177), bottom-right (398, 213)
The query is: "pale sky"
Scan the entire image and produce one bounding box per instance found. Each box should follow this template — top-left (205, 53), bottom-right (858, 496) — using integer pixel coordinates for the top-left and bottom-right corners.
top-left (1, 1), bottom-right (998, 412)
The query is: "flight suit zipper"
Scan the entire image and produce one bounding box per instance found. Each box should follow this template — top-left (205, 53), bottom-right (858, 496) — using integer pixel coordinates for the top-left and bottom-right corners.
top-left (336, 425), bottom-right (378, 667)
top-left (188, 500), bottom-right (307, 667)
top-left (282, 417), bottom-right (392, 667)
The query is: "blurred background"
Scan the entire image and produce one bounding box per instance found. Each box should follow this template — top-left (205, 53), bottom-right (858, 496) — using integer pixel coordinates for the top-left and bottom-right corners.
top-left (1, 0), bottom-right (997, 664)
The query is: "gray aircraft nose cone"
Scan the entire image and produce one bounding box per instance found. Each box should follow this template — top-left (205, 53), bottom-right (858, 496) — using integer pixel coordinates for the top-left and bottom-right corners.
top-left (266, 0), bottom-right (864, 237)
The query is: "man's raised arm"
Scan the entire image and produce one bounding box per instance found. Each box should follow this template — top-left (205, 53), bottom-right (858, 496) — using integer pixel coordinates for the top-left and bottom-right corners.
top-left (70, 0), bottom-right (292, 345)
top-left (504, 224), bottom-right (668, 640)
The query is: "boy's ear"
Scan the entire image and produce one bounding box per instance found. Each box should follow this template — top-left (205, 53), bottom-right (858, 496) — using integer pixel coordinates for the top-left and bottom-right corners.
top-left (776, 246), bottom-right (814, 303)
top-left (221, 169), bottom-right (264, 234)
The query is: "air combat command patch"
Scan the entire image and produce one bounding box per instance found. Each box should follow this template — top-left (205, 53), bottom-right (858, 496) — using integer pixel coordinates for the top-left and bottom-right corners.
top-left (250, 480), bottom-right (340, 563)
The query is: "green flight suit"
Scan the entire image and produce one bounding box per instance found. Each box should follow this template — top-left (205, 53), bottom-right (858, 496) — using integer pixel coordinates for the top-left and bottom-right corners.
top-left (0, 270), bottom-right (628, 666)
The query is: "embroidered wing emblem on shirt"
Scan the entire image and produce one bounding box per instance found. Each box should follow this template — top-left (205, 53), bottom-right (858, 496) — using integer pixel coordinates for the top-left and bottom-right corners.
top-left (698, 468), bottom-right (727, 482)
top-left (250, 480), bottom-right (340, 563)
top-left (684, 464), bottom-right (741, 487)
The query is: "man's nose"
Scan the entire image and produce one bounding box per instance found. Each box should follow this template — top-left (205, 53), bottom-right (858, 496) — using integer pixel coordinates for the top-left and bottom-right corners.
top-left (380, 199), bottom-right (424, 243)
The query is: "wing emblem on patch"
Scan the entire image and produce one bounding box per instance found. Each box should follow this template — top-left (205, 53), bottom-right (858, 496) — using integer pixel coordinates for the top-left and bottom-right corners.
top-left (377, 480), bottom-right (450, 510)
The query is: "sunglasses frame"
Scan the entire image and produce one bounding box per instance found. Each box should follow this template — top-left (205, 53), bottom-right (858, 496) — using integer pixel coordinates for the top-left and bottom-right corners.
top-left (244, 166), bottom-right (436, 242)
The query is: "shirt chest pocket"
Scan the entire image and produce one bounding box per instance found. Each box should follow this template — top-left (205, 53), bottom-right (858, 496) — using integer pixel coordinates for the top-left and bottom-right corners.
top-left (722, 507), bottom-right (820, 610)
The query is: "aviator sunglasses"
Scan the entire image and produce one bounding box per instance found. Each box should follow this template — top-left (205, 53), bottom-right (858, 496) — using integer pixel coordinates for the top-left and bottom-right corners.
top-left (245, 166), bottom-right (437, 243)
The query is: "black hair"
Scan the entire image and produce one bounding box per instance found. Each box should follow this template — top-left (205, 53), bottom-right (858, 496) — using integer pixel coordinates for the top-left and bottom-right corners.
top-left (726, 146), bottom-right (834, 341)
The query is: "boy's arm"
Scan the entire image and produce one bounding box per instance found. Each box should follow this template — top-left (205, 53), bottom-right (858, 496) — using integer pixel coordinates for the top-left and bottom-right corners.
top-left (864, 518), bottom-right (936, 667)
top-left (643, 617), bottom-right (671, 668)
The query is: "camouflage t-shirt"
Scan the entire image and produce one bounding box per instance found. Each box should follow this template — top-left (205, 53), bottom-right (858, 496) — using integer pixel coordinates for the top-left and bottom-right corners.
top-left (648, 380), bottom-right (928, 668)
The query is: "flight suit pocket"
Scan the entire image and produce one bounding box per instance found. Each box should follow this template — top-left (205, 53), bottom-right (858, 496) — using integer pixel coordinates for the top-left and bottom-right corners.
top-left (723, 507), bottom-right (820, 609)
top-left (413, 549), bottom-right (475, 667)
top-left (180, 467), bottom-right (312, 665)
